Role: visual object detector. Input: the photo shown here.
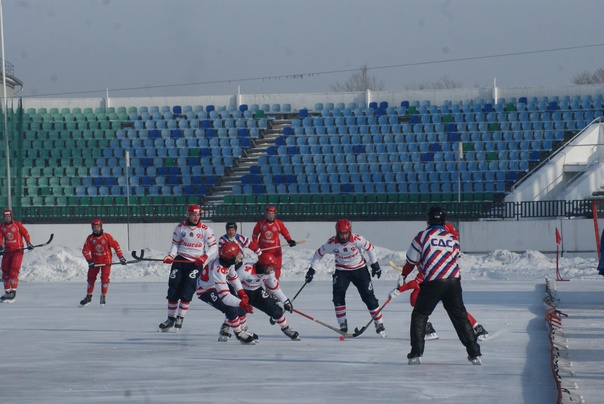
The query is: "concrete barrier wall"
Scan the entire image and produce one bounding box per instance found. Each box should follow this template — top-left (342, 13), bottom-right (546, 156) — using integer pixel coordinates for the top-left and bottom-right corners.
top-left (27, 218), bottom-right (598, 258)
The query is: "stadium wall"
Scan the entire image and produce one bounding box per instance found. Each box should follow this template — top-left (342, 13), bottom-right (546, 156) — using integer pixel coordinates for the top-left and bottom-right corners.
top-left (26, 218), bottom-right (597, 258)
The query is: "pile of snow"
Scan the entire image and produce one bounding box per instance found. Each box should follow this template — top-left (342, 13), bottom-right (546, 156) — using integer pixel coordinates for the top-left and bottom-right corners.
top-left (17, 244), bottom-right (601, 283)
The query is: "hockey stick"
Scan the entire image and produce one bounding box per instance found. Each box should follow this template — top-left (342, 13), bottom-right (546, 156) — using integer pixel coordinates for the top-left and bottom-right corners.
top-left (388, 260), bottom-right (403, 272)
top-left (291, 281), bottom-right (309, 302)
top-left (1, 234), bottom-right (54, 254)
top-left (291, 308), bottom-right (353, 338)
top-left (131, 250), bottom-right (197, 264)
top-left (94, 258), bottom-right (144, 267)
top-left (259, 232), bottom-right (310, 252)
top-left (351, 297), bottom-right (392, 337)
top-left (270, 281), bottom-right (309, 326)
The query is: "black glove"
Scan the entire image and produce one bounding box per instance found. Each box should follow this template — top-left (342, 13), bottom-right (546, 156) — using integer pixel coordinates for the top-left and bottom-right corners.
top-left (27, 242), bottom-right (34, 250)
top-left (120, 257), bottom-right (127, 265)
top-left (283, 299), bottom-right (293, 313)
top-left (370, 262), bottom-right (382, 279)
top-left (87, 259), bottom-right (94, 269)
top-left (305, 267), bottom-right (315, 283)
top-left (235, 261), bottom-right (243, 270)
top-left (0, 245), bottom-right (3, 256)
top-left (288, 240), bottom-right (297, 247)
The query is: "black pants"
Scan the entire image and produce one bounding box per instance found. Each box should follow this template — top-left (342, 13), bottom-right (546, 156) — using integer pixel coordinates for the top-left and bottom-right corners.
top-left (198, 289), bottom-right (246, 320)
top-left (246, 288), bottom-right (284, 320)
top-left (332, 267), bottom-right (379, 311)
top-left (409, 277), bottom-right (481, 358)
top-left (166, 256), bottom-right (200, 302)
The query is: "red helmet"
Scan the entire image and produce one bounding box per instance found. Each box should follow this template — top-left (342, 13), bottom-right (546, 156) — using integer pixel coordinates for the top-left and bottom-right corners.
top-left (3, 209), bottom-right (12, 216)
top-left (265, 205), bottom-right (277, 214)
top-left (91, 219), bottom-right (103, 234)
top-left (444, 222), bottom-right (459, 238)
top-left (219, 242), bottom-right (242, 266)
top-left (335, 219), bottom-right (352, 233)
top-left (187, 204), bottom-right (202, 215)
top-left (256, 252), bottom-right (277, 274)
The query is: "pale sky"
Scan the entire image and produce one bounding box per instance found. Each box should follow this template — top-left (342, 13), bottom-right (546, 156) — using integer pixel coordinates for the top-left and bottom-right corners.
top-left (5, 0), bottom-right (604, 98)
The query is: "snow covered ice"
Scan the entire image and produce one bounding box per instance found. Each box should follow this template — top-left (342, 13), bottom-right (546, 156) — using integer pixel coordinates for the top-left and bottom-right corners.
top-left (1, 245), bottom-right (602, 403)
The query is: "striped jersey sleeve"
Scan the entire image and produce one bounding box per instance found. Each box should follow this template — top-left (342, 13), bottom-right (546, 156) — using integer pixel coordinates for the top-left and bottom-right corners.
top-left (406, 227), bottom-right (461, 281)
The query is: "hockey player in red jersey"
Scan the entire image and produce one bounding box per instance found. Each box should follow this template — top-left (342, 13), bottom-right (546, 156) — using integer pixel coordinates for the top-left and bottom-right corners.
top-left (196, 242), bottom-right (258, 344)
top-left (0, 209), bottom-right (33, 303)
top-left (305, 218), bottom-right (386, 337)
top-left (252, 205), bottom-right (297, 279)
top-left (158, 204), bottom-right (218, 331)
top-left (394, 206), bottom-right (482, 365)
top-left (390, 222), bottom-right (489, 341)
top-left (80, 219), bottom-right (127, 306)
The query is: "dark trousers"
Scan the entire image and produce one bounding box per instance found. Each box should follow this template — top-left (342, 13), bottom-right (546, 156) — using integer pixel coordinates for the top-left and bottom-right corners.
top-left (332, 267), bottom-right (379, 311)
top-left (246, 288), bottom-right (284, 319)
top-left (409, 277), bottom-right (481, 358)
top-left (166, 257), bottom-right (200, 302)
top-left (198, 289), bottom-right (246, 320)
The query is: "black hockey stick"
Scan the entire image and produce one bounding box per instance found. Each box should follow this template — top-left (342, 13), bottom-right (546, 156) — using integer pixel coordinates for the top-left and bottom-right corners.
top-left (291, 281), bottom-right (309, 302)
top-left (2, 233), bottom-right (54, 254)
top-left (270, 281), bottom-right (309, 325)
top-left (94, 251), bottom-right (144, 267)
top-left (351, 297), bottom-right (392, 337)
top-left (131, 250), bottom-right (193, 264)
top-left (292, 308), bottom-right (354, 338)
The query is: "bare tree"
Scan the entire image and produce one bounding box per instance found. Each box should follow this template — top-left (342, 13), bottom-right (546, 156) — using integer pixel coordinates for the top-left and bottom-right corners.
top-left (330, 64), bottom-right (385, 92)
top-left (404, 75), bottom-right (462, 90)
top-left (572, 68), bottom-right (604, 85)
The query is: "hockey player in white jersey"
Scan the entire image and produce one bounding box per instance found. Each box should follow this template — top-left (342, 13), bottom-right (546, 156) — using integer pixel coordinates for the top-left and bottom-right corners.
top-left (231, 252), bottom-right (300, 341)
top-left (196, 242), bottom-right (257, 344)
top-left (158, 204), bottom-right (217, 332)
top-left (305, 218), bottom-right (386, 337)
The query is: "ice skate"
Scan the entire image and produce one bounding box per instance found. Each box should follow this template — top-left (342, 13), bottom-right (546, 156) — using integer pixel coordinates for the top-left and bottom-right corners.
top-left (339, 319), bottom-right (348, 333)
top-left (0, 290), bottom-right (16, 303)
top-left (218, 322), bottom-right (231, 342)
top-left (159, 316), bottom-right (176, 332)
top-left (235, 329), bottom-right (257, 345)
top-left (175, 316), bottom-right (184, 330)
top-left (407, 356), bottom-right (422, 365)
top-left (281, 326), bottom-right (301, 341)
top-left (100, 295), bottom-right (106, 306)
top-left (468, 355), bottom-right (482, 365)
top-left (375, 323), bottom-right (387, 338)
top-left (242, 325), bottom-right (259, 342)
top-left (474, 324), bottom-right (489, 341)
top-left (79, 294), bottom-right (92, 307)
top-left (425, 322), bottom-right (439, 340)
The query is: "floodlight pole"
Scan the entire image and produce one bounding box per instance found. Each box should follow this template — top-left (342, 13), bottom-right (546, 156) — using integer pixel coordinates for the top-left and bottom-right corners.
top-left (0, 0), bottom-right (12, 210)
top-left (457, 141), bottom-right (463, 203)
top-left (125, 150), bottom-right (131, 251)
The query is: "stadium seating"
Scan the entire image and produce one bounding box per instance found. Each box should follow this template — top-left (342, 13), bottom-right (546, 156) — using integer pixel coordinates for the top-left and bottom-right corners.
top-left (3, 92), bottom-right (599, 215)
